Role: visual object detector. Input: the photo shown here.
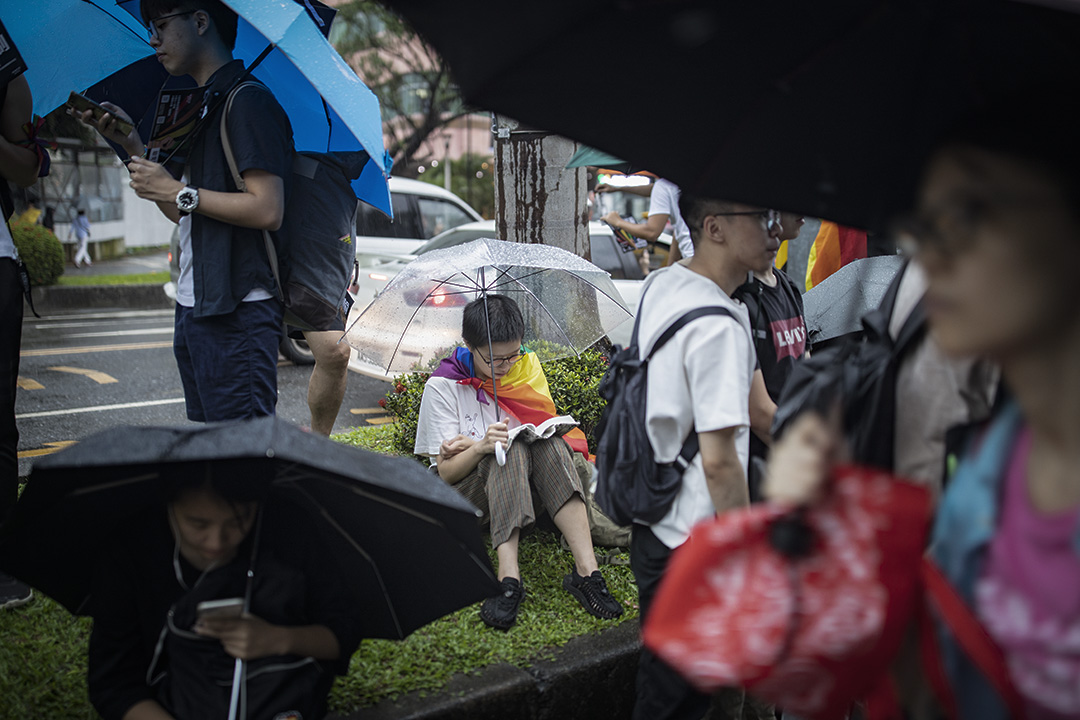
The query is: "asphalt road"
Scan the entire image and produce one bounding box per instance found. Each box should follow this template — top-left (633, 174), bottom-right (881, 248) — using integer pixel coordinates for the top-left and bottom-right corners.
top-left (15, 308), bottom-right (393, 478)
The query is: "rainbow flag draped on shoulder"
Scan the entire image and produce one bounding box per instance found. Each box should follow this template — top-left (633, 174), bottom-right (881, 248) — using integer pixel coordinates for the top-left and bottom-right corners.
top-left (432, 347), bottom-right (591, 460)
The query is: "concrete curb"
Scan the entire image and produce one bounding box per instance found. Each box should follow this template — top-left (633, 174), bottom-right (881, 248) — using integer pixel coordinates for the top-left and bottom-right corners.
top-left (330, 620), bottom-right (641, 720)
top-left (26, 283), bottom-right (174, 312)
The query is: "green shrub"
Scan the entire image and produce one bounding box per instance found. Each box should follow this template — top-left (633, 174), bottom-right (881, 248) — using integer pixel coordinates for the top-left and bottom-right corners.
top-left (11, 221), bottom-right (64, 286)
top-left (382, 347), bottom-right (610, 459)
top-left (382, 371), bottom-right (432, 462)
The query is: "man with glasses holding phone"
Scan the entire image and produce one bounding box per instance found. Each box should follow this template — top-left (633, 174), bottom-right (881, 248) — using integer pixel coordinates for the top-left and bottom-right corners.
top-left (80, 0), bottom-right (291, 423)
top-left (630, 196), bottom-right (782, 720)
top-left (414, 294), bottom-right (624, 631)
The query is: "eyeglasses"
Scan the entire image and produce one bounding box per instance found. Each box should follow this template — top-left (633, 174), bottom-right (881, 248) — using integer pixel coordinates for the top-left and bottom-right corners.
top-left (148, 10), bottom-right (195, 40)
top-left (474, 347), bottom-right (525, 368)
top-left (709, 208), bottom-right (782, 234)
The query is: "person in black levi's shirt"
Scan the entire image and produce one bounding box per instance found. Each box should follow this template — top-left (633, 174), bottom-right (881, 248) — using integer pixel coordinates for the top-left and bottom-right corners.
top-left (738, 211), bottom-right (810, 500)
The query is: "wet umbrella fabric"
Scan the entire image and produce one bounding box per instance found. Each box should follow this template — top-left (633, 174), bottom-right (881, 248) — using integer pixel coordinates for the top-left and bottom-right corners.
top-left (2, 1), bottom-right (152, 118)
top-left (0, 417), bottom-right (499, 639)
top-left (803, 255), bottom-right (905, 345)
top-left (343, 237), bottom-right (634, 375)
top-left (380, 0), bottom-right (1080, 231)
top-left (12, 0), bottom-right (392, 215)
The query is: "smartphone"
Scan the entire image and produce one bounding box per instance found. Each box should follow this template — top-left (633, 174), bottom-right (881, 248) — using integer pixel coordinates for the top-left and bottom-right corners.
top-left (67, 91), bottom-right (134, 136)
top-left (195, 597), bottom-right (245, 620)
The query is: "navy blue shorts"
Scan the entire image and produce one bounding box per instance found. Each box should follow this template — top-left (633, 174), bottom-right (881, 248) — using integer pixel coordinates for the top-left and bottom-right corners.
top-left (173, 299), bottom-right (283, 422)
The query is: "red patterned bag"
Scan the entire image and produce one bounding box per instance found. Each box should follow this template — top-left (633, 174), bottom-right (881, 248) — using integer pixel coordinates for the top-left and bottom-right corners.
top-left (642, 465), bottom-right (932, 720)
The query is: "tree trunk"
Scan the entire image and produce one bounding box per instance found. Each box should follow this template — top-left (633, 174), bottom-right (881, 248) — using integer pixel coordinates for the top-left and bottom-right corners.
top-left (492, 115), bottom-right (589, 260)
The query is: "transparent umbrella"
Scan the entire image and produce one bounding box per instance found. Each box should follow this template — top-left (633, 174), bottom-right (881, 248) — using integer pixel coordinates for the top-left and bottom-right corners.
top-left (344, 237), bottom-right (633, 376)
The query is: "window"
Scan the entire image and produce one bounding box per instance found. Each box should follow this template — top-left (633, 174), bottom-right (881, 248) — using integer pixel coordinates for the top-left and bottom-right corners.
top-left (416, 197), bottom-right (475, 239)
top-left (356, 192), bottom-right (418, 238)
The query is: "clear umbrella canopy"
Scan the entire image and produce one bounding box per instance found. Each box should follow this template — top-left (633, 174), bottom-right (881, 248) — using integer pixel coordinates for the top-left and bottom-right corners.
top-left (345, 237), bottom-right (633, 374)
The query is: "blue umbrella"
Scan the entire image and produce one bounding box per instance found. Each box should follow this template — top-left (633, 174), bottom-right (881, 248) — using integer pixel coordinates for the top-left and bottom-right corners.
top-left (2, 2), bottom-right (150, 119)
top-left (8, 0), bottom-right (392, 215)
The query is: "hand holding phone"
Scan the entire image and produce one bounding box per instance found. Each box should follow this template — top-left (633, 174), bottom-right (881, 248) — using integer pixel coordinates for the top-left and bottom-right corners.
top-left (67, 91), bottom-right (134, 137)
top-left (195, 597), bottom-right (245, 621)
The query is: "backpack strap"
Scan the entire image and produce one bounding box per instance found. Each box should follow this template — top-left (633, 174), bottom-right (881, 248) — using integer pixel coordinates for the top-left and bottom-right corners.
top-left (920, 557), bottom-right (1027, 719)
top-left (219, 81), bottom-right (286, 303)
top-left (644, 301), bottom-right (738, 471)
top-left (732, 277), bottom-right (769, 359)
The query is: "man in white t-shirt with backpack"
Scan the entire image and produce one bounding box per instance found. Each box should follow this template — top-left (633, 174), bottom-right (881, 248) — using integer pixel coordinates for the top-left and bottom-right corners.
top-left (631, 192), bottom-right (783, 720)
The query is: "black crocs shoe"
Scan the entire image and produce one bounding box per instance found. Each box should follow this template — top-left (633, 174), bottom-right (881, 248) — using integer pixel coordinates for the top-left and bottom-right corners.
top-left (480, 576), bottom-right (525, 630)
top-left (564, 568), bottom-right (623, 619)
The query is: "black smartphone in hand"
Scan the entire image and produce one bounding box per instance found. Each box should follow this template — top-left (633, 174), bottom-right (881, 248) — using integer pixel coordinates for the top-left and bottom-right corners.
top-left (67, 91), bottom-right (134, 136)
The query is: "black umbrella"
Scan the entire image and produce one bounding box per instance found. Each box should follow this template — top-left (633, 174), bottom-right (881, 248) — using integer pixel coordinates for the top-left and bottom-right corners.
top-left (0, 417), bottom-right (499, 639)
top-left (803, 255), bottom-right (906, 345)
top-left (383, 0), bottom-right (1080, 231)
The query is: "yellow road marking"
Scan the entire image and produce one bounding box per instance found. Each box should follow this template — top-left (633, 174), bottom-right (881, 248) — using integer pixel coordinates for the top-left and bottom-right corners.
top-left (349, 407), bottom-right (385, 415)
top-left (16, 377), bottom-right (43, 390)
top-left (18, 440), bottom-right (77, 459)
top-left (21, 341), bottom-right (173, 357)
top-left (365, 416), bottom-right (395, 425)
top-left (49, 366), bottom-right (119, 384)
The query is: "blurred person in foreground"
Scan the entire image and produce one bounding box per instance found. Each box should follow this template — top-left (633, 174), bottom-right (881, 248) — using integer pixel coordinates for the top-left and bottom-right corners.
top-left (88, 471), bottom-right (362, 720)
top-left (766, 90), bottom-right (1080, 719)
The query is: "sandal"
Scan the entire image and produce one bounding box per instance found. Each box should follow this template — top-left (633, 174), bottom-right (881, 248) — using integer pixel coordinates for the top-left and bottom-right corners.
top-left (480, 576), bottom-right (525, 630)
top-left (564, 568), bottom-right (623, 619)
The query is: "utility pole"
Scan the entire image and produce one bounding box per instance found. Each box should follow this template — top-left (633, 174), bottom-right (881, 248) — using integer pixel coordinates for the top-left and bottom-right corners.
top-left (443, 134), bottom-right (451, 191)
top-left (492, 114), bottom-right (589, 259)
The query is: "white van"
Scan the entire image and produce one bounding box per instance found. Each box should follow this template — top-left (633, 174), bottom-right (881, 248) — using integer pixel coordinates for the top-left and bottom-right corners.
top-left (355, 177), bottom-right (483, 266)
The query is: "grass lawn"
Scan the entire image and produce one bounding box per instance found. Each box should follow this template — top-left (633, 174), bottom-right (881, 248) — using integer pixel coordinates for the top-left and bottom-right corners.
top-left (56, 272), bottom-right (171, 286)
top-left (0, 424), bottom-right (638, 718)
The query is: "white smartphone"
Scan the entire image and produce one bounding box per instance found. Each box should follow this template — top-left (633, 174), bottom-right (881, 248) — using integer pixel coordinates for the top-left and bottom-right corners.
top-left (195, 597), bottom-right (245, 620)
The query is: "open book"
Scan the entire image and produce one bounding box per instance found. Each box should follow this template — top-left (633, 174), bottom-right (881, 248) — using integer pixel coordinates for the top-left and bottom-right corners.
top-left (494, 415), bottom-right (578, 465)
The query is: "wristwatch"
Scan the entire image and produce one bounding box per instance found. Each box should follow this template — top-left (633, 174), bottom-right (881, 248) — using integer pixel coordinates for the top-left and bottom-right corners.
top-left (175, 185), bottom-right (200, 215)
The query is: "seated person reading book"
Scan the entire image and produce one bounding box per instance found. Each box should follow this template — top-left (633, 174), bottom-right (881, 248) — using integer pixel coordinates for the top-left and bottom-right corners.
top-left (414, 294), bottom-right (623, 630)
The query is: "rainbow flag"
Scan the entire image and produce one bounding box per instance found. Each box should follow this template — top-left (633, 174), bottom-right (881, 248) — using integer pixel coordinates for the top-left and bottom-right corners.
top-left (432, 348), bottom-right (591, 459)
top-left (804, 221), bottom-right (867, 291)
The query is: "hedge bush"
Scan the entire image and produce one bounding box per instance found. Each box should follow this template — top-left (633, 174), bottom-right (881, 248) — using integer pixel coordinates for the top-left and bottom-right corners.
top-left (11, 221), bottom-right (64, 286)
top-left (382, 347), bottom-right (611, 460)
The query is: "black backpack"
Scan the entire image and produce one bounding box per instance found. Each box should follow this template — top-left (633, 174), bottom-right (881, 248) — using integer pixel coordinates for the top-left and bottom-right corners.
top-left (594, 284), bottom-right (736, 526)
top-left (771, 261), bottom-right (926, 470)
top-left (221, 82), bottom-right (365, 332)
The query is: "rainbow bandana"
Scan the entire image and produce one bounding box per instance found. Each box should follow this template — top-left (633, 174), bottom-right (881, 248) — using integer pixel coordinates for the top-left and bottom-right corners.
top-left (432, 347), bottom-right (591, 459)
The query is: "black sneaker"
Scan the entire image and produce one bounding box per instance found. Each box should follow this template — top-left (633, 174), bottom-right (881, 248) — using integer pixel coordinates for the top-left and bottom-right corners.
top-left (480, 576), bottom-right (525, 630)
top-left (564, 568), bottom-right (623, 619)
top-left (0, 572), bottom-right (32, 610)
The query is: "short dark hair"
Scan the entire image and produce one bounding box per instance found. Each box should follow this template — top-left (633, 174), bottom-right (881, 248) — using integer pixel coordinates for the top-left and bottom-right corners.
top-left (678, 192), bottom-right (734, 246)
top-left (462, 294), bottom-right (524, 348)
top-left (142, 0), bottom-right (238, 50)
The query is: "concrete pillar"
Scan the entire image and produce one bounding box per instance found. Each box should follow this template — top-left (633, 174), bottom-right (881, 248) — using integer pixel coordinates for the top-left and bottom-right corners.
top-left (492, 115), bottom-right (589, 260)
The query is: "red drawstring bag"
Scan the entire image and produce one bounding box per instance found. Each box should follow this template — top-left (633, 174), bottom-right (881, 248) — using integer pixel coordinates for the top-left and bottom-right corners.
top-left (642, 465), bottom-right (932, 720)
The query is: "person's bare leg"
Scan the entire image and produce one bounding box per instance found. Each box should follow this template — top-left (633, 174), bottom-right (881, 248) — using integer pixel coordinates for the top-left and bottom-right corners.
top-left (494, 527), bottom-right (521, 580)
top-left (302, 330), bottom-right (351, 436)
top-left (552, 496), bottom-right (598, 576)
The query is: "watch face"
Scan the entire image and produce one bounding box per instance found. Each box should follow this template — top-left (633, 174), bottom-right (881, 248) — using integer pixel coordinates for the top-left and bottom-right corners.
top-left (177, 188), bottom-right (198, 212)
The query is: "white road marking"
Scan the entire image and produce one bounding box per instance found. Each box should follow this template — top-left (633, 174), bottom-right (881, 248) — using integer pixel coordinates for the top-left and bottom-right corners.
top-left (64, 328), bottom-right (174, 338)
top-left (17, 398), bottom-right (185, 419)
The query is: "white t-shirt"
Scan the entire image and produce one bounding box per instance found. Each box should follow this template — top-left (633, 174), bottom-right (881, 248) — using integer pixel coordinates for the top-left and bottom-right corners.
top-left (0, 217), bottom-right (15, 260)
top-left (649, 179), bottom-right (694, 258)
top-left (175, 176), bottom-right (272, 308)
top-left (636, 263), bottom-right (755, 549)
top-left (414, 375), bottom-right (522, 464)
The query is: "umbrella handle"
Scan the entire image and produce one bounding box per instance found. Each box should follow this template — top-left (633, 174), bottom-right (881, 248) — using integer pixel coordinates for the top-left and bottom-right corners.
top-left (227, 657), bottom-right (245, 720)
top-left (494, 441), bottom-right (506, 466)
